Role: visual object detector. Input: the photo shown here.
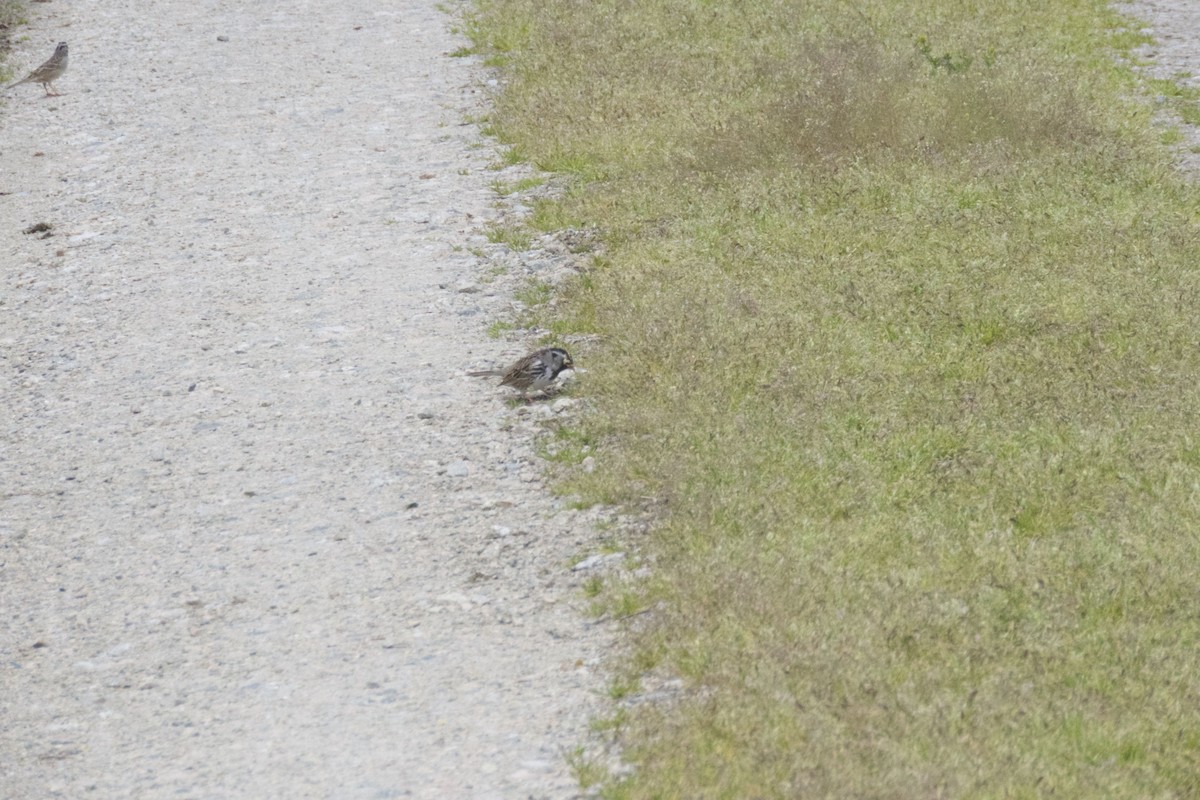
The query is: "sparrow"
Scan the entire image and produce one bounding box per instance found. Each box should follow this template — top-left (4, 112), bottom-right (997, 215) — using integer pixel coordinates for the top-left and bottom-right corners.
top-left (469, 347), bottom-right (575, 397)
top-left (6, 42), bottom-right (68, 96)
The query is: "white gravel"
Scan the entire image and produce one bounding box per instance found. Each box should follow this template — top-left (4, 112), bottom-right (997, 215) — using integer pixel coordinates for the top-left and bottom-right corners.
top-left (0, 2), bottom-right (613, 798)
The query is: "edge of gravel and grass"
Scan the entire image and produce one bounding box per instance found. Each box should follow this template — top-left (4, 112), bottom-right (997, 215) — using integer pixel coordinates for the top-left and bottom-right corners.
top-left (0, 0), bottom-right (28, 75)
top-left (476, 2), bottom-right (1200, 796)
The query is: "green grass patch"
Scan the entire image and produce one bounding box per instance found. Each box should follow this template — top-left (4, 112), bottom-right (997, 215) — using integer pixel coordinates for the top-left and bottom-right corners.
top-left (483, 221), bottom-right (532, 249)
top-left (566, 746), bottom-right (609, 789)
top-left (468, 0), bottom-right (1200, 796)
top-left (485, 319), bottom-right (515, 339)
top-left (582, 574), bottom-right (604, 599)
top-left (496, 145), bottom-right (527, 168)
top-left (537, 423), bottom-right (594, 465)
top-left (514, 277), bottom-right (552, 306)
top-left (491, 175), bottom-right (546, 196)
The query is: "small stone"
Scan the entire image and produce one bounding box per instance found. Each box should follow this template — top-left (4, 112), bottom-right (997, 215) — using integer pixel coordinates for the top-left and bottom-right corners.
top-left (573, 552), bottom-right (625, 571)
top-left (572, 554), bottom-right (604, 571)
top-left (216, 35), bottom-right (230, 42)
top-left (491, 525), bottom-right (512, 537)
top-left (581, 456), bottom-right (596, 473)
top-left (445, 460), bottom-right (470, 477)
top-left (417, 410), bottom-right (435, 420)
top-left (525, 404), bottom-right (554, 420)
top-left (551, 397), bottom-right (577, 412)
top-left (454, 282), bottom-right (481, 294)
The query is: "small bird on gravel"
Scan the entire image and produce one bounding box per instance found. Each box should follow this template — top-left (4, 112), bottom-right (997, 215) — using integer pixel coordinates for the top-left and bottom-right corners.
top-left (6, 42), bottom-right (68, 97)
top-left (469, 347), bottom-right (575, 398)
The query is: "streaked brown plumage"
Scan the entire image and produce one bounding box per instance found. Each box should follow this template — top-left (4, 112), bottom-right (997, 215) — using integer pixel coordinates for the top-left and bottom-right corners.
top-left (7, 42), bottom-right (68, 97)
top-left (469, 347), bottom-right (574, 396)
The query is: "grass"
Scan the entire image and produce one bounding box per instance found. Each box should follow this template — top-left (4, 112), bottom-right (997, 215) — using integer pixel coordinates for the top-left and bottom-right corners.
top-left (1148, 75), bottom-right (1200, 127)
top-left (483, 221), bottom-right (533, 249)
top-left (467, 0), bottom-right (1200, 796)
top-left (567, 746), bottom-right (610, 790)
top-left (0, 0), bottom-right (28, 83)
top-left (485, 319), bottom-right (515, 339)
top-left (514, 277), bottom-right (552, 307)
top-left (491, 175), bottom-right (547, 196)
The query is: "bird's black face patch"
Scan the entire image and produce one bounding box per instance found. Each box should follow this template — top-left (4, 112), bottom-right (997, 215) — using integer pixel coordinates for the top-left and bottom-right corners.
top-left (549, 347), bottom-right (573, 367)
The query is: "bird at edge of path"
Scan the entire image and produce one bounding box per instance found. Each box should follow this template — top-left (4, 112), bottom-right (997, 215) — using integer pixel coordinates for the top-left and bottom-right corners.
top-left (5, 42), bottom-right (68, 97)
top-left (468, 347), bottom-right (575, 399)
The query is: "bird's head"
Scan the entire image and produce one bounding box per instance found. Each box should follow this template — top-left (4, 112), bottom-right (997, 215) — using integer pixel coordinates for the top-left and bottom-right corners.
top-left (548, 347), bottom-right (574, 372)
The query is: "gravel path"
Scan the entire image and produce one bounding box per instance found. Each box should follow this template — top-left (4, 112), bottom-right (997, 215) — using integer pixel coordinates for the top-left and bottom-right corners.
top-left (0, 2), bottom-right (611, 798)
